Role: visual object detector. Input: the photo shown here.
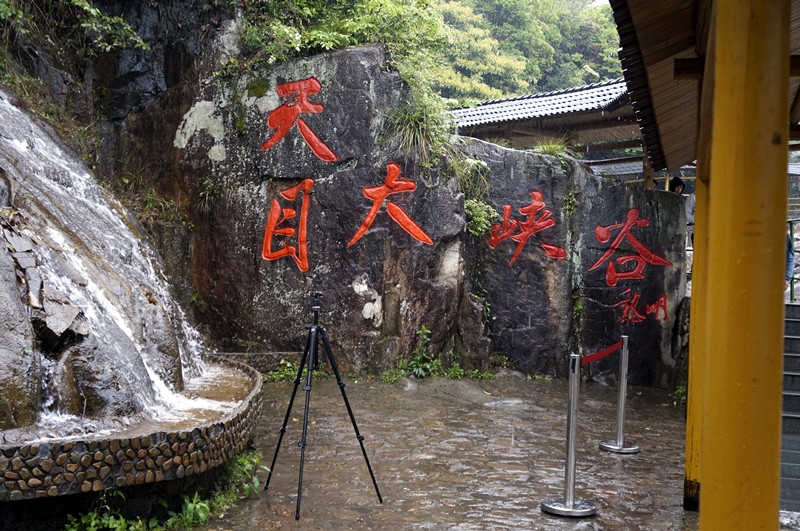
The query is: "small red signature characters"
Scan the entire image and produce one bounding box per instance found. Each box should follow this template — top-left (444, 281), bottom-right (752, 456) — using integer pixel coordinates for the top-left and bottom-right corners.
top-left (589, 208), bottom-right (672, 286)
top-left (487, 191), bottom-right (566, 265)
top-left (260, 77), bottom-right (338, 162)
top-left (646, 294), bottom-right (669, 321)
top-left (262, 179), bottom-right (315, 272)
top-left (614, 288), bottom-right (646, 324)
top-left (348, 162), bottom-right (433, 247)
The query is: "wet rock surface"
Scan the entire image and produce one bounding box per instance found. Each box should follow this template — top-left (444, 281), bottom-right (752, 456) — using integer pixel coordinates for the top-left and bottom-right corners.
top-left (198, 375), bottom-right (700, 530)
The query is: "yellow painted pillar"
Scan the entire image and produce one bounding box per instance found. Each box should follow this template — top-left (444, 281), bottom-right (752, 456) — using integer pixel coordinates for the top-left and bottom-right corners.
top-left (684, 169), bottom-right (709, 511)
top-left (683, 12), bottom-right (718, 508)
top-left (700, 0), bottom-right (789, 528)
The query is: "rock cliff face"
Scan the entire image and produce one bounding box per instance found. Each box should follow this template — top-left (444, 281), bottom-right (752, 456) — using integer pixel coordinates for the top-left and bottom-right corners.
top-left (170, 44), bottom-right (481, 373)
top-left (16, 3), bottom-right (686, 386)
top-left (461, 141), bottom-right (685, 386)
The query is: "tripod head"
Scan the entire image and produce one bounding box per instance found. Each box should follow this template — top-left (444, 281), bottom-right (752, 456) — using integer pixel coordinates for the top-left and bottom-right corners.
top-left (311, 291), bottom-right (323, 325)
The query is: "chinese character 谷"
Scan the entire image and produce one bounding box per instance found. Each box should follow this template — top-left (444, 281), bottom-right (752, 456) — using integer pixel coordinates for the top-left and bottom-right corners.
top-left (589, 208), bottom-right (672, 286)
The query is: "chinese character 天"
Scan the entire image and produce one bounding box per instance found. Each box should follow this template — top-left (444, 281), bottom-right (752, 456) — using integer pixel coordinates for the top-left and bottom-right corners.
top-left (260, 76), bottom-right (338, 162)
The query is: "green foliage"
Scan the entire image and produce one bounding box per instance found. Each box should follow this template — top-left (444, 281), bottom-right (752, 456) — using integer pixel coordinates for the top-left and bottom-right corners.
top-left (139, 189), bottom-right (181, 224)
top-left (64, 490), bottom-right (157, 531)
top-left (63, 451), bottom-right (268, 531)
top-left (439, 362), bottom-right (465, 379)
top-left (431, 0), bottom-right (528, 100)
top-left (379, 360), bottom-right (407, 383)
top-left (407, 325), bottom-right (436, 377)
top-left (453, 156), bottom-right (490, 199)
top-left (385, 92), bottom-right (454, 173)
top-left (0, 1), bottom-right (147, 174)
top-left (196, 178), bottom-right (220, 213)
top-left (262, 358), bottom-right (332, 382)
top-left (66, 0), bottom-right (149, 54)
top-left (165, 492), bottom-right (210, 529)
top-left (674, 384), bottom-right (687, 405)
top-left (531, 136), bottom-right (575, 158)
top-left (563, 190), bottom-right (578, 215)
top-left (431, 0), bottom-right (622, 99)
top-left (464, 198), bottom-right (500, 238)
top-left (0, 0), bottom-right (147, 58)
top-left (228, 0), bottom-right (445, 86)
top-left (571, 290), bottom-right (582, 321)
top-left (379, 334), bottom-right (513, 382)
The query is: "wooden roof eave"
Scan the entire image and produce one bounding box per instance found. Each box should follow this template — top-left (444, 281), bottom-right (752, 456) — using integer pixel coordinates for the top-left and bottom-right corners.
top-left (610, 0), bottom-right (668, 172)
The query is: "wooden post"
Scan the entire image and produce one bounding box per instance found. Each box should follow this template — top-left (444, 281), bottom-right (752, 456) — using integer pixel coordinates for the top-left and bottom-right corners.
top-left (642, 145), bottom-right (657, 190)
top-left (699, 0), bottom-right (789, 528)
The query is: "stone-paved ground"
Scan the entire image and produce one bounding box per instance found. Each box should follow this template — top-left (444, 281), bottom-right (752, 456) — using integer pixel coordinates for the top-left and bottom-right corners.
top-left (195, 374), bottom-right (709, 530)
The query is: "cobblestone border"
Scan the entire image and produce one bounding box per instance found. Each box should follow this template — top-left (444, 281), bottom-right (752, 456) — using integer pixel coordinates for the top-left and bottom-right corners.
top-left (0, 356), bottom-right (262, 502)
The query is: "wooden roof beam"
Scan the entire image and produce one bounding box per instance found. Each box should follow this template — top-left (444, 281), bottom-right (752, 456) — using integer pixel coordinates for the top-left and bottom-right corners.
top-left (509, 118), bottom-right (639, 137)
top-left (573, 138), bottom-right (643, 153)
top-left (677, 55), bottom-right (800, 79)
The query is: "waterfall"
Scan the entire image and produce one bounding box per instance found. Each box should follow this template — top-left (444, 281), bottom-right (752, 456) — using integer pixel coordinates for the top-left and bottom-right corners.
top-left (0, 89), bottom-right (235, 435)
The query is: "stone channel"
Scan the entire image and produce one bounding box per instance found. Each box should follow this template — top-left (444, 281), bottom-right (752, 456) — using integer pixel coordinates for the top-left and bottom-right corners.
top-left (0, 357), bottom-right (262, 502)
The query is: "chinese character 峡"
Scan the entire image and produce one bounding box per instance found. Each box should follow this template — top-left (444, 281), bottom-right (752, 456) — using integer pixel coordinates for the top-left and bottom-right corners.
top-left (260, 77), bottom-right (338, 162)
top-left (646, 295), bottom-right (668, 321)
top-left (614, 288), bottom-right (646, 324)
top-left (348, 162), bottom-right (432, 246)
top-left (589, 208), bottom-right (672, 286)
top-left (487, 205), bottom-right (518, 249)
top-left (262, 179), bottom-right (315, 272)
top-left (487, 191), bottom-right (565, 265)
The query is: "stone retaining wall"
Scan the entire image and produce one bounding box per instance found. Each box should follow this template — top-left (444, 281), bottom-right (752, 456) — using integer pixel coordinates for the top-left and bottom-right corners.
top-left (0, 356), bottom-right (262, 502)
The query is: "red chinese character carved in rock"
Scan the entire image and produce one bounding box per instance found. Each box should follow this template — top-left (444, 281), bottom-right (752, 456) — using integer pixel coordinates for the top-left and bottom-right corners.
top-left (487, 191), bottom-right (566, 265)
top-left (614, 288), bottom-right (646, 324)
top-left (262, 179), bottom-right (315, 272)
top-left (260, 77), bottom-right (338, 162)
top-left (487, 205), bottom-right (518, 249)
top-left (646, 295), bottom-right (669, 321)
top-left (589, 208), bottom-right (672, 286)
top-left (348, 162), bottom-right (432, 247)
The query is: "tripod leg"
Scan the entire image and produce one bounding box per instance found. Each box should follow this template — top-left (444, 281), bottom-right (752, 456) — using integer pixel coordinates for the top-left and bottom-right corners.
top-left (295, 326), bottom-right (318, 520)
top-left (264, 333), bottom-right (311, 492)
top-left (319, 327), bottom-right (383, 504)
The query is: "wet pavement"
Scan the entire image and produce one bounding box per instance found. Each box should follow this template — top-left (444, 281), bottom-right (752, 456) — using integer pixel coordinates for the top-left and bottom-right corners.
top-left (194, 373), bottom-right (704, 530)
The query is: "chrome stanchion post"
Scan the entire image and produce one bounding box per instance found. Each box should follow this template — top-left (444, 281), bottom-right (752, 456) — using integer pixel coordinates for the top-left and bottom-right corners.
top-left (600, 336), bottom-right (640, 454)
top-left (542, 353), bottom-right (596, 517)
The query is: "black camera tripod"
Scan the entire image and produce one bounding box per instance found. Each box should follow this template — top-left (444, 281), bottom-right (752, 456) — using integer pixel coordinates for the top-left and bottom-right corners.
top-left (263, 291), bottom-right (382, 520)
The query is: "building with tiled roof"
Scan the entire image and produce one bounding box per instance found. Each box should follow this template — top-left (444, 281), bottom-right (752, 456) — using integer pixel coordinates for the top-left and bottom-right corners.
top-left (450, 78), bottom-right (640, 150)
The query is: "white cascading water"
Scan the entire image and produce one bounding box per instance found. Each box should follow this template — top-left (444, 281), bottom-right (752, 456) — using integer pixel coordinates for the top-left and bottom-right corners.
top-left (0, 89), bottom-right (238, 437)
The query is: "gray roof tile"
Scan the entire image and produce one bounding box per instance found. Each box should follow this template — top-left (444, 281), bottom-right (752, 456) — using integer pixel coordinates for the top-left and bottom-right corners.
top-left (451, 78), bottom-right (629, 128)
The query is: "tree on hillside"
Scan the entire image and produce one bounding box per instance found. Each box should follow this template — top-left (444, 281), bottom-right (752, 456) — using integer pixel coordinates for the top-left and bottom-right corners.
top-left (431, 0), bottom-right (528, 100)
top-left (441, 0), bottom-right (621, 97)
top-left (536, 2), bottom-right (622, 92)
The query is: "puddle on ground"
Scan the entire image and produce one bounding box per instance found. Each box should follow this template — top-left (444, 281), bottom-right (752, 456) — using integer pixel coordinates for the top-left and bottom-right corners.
top-left (197, 375), bottom-right (700, 530)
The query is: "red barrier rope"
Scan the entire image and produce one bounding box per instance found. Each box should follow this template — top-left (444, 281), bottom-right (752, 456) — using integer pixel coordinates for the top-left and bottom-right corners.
top-left (581, 339), bottom-right (624, 366)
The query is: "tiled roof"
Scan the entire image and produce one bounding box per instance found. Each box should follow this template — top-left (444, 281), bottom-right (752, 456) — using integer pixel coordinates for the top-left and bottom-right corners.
top-left (587, 160), bottom-right (698, 177)
top-left (587, 160), bottom-right (644, 177)
top-left (451, 79), bottom-right (629, 129)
